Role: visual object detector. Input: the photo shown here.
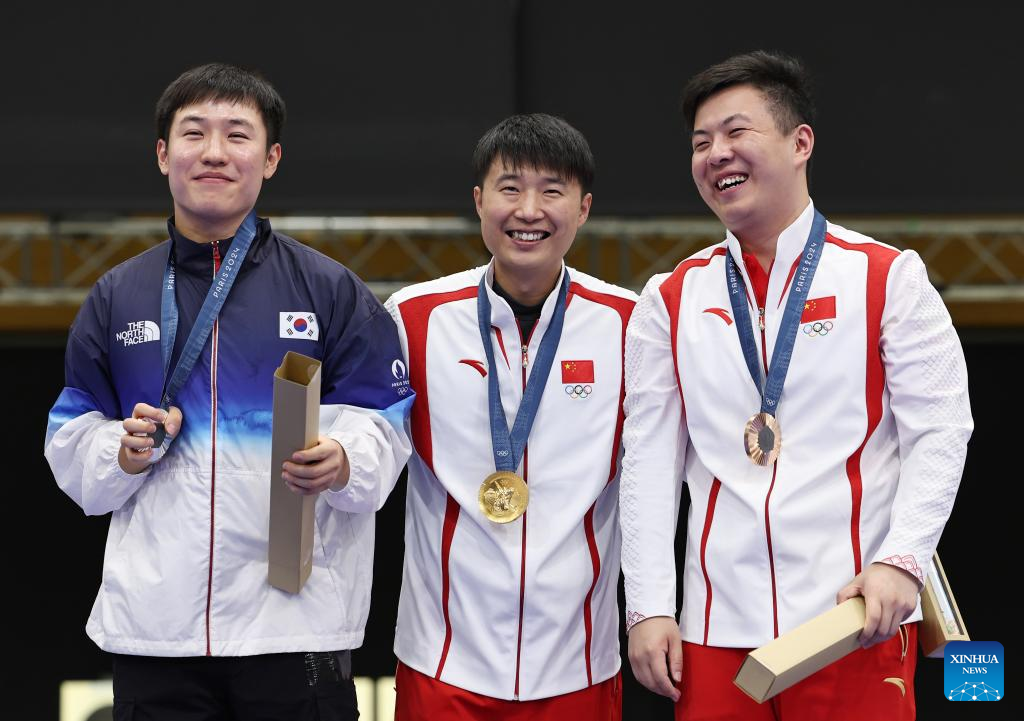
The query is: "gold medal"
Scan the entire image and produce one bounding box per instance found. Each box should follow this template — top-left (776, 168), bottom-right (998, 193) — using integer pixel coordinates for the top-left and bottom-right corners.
top-left (478, 471), bottom-right (529, 523)
top-left (744, 412), bottom-right (782, 466)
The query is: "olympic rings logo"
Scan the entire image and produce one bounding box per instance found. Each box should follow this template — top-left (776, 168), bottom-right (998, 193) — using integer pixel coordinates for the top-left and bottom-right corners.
top-left (802, 320), bottom-right (834, 337)
top-left (564, 384), bottom-right (593, 399)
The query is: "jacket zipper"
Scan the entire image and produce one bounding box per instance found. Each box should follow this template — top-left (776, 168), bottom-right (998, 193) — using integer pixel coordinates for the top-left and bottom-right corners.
top-left (758, 306), bottom-right (768, 371)
top-left (205, 240), bottom-right (222, 656)
top-left (758, 296), bottom-right (779, 637)
top-left (512, 319), bottom-right (537, 700)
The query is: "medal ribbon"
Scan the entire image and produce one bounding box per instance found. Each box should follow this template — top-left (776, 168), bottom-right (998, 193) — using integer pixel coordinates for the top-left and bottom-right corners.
top-left (159, 211), bottom-right (258, 411)
top-left (477, 269), bottom-right (570, 473)
top-left (725, 210), bottom-right (826, 415)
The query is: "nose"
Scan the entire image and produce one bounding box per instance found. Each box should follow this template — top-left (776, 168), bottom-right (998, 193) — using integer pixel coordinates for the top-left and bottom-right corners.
top-left (514, 189), bottom-right (544, 222)
top-left (201, 132), bottom-right (228, 165)
top-left (708, 136), bottom-right (733, 166)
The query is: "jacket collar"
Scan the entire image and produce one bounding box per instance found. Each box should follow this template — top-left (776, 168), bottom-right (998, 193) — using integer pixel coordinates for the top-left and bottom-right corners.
top-left (167, 216), bottom-right (274, 276)
top-left (482, 260), bottom-right (570, 333)
top-left (725, 199), bottom-right (815, 310)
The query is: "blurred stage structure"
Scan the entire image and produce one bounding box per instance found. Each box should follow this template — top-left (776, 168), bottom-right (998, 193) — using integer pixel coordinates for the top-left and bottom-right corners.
top-left (2, 215), bottom-right (1022, 331)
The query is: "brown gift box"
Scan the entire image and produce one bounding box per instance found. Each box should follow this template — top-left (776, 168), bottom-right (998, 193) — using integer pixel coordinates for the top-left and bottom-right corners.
top-left (919, 553), bottom-right (969, 658)
top-left (734, 552), bottom-right (970, 702)
top-left (733, 597), bottom-right (866, 703)
top-left (267, 351), bottom-right (321, 594)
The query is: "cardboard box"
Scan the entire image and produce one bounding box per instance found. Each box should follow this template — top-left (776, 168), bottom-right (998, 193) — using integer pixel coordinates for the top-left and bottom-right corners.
top-left (920, 553), bottom-right (969, 657)
top-left (734, 597), bottom-right (866, 703)
top-left (268, 351), bottom-right (322, 594)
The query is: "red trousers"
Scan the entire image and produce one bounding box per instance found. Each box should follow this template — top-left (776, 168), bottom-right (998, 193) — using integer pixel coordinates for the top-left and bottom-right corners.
top-left (676, 624), bottom-right (917, 720)
top-left (395, 661), bottom-right (621, 721)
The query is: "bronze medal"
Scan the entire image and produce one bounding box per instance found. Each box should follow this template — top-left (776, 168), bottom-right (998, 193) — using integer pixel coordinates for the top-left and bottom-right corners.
top-left (744, 412), bottom-right (782, 466)
top-left (478, 471), bottom-right (529, 523)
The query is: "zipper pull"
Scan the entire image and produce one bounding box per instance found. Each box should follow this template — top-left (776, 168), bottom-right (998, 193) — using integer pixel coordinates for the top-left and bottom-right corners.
top-left (521, 344), bottom-right (529, 368)
top-left (758, 307), bottom-right (766, 332)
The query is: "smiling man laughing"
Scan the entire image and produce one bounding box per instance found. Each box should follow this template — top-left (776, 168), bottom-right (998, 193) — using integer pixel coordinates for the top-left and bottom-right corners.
top-left (386, 115), bottom-right (636, 720)
top-left (620, 51), bottom-right (973, 720)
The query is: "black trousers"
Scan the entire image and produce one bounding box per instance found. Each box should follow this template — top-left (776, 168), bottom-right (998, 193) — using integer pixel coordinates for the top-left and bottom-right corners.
top-left (112, 651), bottom-right (358, 721)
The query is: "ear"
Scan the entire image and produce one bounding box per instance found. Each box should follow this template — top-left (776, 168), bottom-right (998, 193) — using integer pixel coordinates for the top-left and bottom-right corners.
top-left (156, 139), bottom-right (169, 176)
top-left (577, 192), bottom-right (593, 228)
top-left (263, 143), bottom-right (282, 180)
top-left (473, 185), bottom-right (483, 219)
top-left (793, 124), bottom-right (814, 169)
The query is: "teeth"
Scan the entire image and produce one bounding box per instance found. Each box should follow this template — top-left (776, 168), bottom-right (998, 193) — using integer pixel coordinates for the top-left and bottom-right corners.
top-left (717, 174), bottom-right (748, 191)
top-left (511, 231), bottom-right (545, 241)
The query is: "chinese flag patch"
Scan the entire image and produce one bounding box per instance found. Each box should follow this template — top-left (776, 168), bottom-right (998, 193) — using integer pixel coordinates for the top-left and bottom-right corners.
top-left (801, 296), bottom-right (836, 322)
top-left (561, 360), bottom-right (594, 383)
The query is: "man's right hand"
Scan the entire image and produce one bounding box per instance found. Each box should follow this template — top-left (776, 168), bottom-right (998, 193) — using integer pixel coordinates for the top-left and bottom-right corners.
top-left (119, 403), bottom-right (182, 474)
top-left (627, 615), bottom-right (682, 702)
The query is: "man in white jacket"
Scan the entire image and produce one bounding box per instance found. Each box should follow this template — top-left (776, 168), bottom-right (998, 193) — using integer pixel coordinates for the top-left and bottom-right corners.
top-left (387, 114), bottom-right (636, 720)
top-left (621, 50), bottom-right (971, 720)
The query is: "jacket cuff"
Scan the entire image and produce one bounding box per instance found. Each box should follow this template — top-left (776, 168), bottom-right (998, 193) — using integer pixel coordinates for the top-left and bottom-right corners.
top-left (625, 609), bottom-right (676, 633)
top-left (872, 551), bottom-right (927, 586)
top-left (322, 429), bottom-right (378, 513)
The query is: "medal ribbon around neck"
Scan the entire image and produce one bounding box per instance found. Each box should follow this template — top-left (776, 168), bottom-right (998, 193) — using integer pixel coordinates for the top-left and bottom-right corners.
top-left (725, 210), bottom-right (826, 464)
top-left (150, 211), bottom-right (258, 445)
top-left (477, 270), bottom-right (569, 474)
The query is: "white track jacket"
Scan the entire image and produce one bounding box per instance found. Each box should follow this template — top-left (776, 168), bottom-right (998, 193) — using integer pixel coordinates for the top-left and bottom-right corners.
top-left (620, 203), bottom-right (973, 647)
top-left (387, 264), bottom-right (636, 700)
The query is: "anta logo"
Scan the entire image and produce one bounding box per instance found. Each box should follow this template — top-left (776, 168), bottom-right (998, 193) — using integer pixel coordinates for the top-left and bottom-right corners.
top-left (459, 359), bottom-right (487, 377)
top-left (115, 320), bottom-right (160, 346)
top-left (703, 307), bottom-right (733, 325)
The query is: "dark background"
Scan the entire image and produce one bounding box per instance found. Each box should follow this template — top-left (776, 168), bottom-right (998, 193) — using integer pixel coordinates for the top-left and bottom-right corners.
top-left (3, 2), bottom-right (1018, 719)
top-left (1, 3), bottom-right (1021, 217)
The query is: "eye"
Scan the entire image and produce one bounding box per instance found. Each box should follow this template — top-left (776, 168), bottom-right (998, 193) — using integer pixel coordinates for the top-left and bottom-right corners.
top-left (499, 185), bottom-right (519, 194)
top-left (183, 129), bottom-right (202, 137)
top-left (728, 127), bottom-right (748, 137)
top-left (693, 140), bottom-right (710, 152)
top-left (229, 132), bottom-right (250, 140)
top-left (544, 188), bottom-right (563, 197)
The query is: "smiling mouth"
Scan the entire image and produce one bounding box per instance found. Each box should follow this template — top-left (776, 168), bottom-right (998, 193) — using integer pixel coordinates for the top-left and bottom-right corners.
top-left (507, 230), bottom-right (550, 241)
top-left (716, 174), bottom-right (748, 191)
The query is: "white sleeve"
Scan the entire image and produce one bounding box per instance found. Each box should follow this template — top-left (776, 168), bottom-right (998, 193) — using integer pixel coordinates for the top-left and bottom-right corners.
top-left (620, 275), bottom-right (688, 629)
top-left (44, 405), bottom-right (151, 516)
top-left (871, 250), bottom-right (973, 582)
top-left (321, 292), bottom-right (413, 513)
top-left (321, 400), bottom-right (412, 514)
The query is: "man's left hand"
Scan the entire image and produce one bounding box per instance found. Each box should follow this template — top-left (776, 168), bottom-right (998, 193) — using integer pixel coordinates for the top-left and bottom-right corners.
top-left (282, 436), bottom-right (350, 495)
top-left (836, 562), bottom-right (920, 648)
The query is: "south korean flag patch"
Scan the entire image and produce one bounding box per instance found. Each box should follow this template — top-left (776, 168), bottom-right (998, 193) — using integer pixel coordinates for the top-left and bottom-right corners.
top-left (279, 312), bottom-right (320, 341)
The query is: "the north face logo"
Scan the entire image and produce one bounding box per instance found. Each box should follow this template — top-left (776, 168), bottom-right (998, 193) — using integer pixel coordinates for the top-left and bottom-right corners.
top-left (115, 321), bottom-right (160, 346)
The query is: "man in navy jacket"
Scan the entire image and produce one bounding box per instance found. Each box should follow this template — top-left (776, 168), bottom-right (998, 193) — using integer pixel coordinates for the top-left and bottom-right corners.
top-left (45, 63), bottom-right (411, 720)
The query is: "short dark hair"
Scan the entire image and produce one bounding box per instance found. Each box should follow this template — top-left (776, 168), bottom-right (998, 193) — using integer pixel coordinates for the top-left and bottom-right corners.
top-left (155, 63), bottom-right (286, 148)
top-left (473, 114), bottom-right (595, 194)
top-left (681, 51), bottom-right (815, 134)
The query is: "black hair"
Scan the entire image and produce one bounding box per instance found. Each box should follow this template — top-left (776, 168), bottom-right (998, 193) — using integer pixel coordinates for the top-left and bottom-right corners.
top-left (473, 114), bottom-right (595, 194)
top-left (681, 50), bottom-right (815, 134)
top-left (155, 63), bottom-right (286, 147)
